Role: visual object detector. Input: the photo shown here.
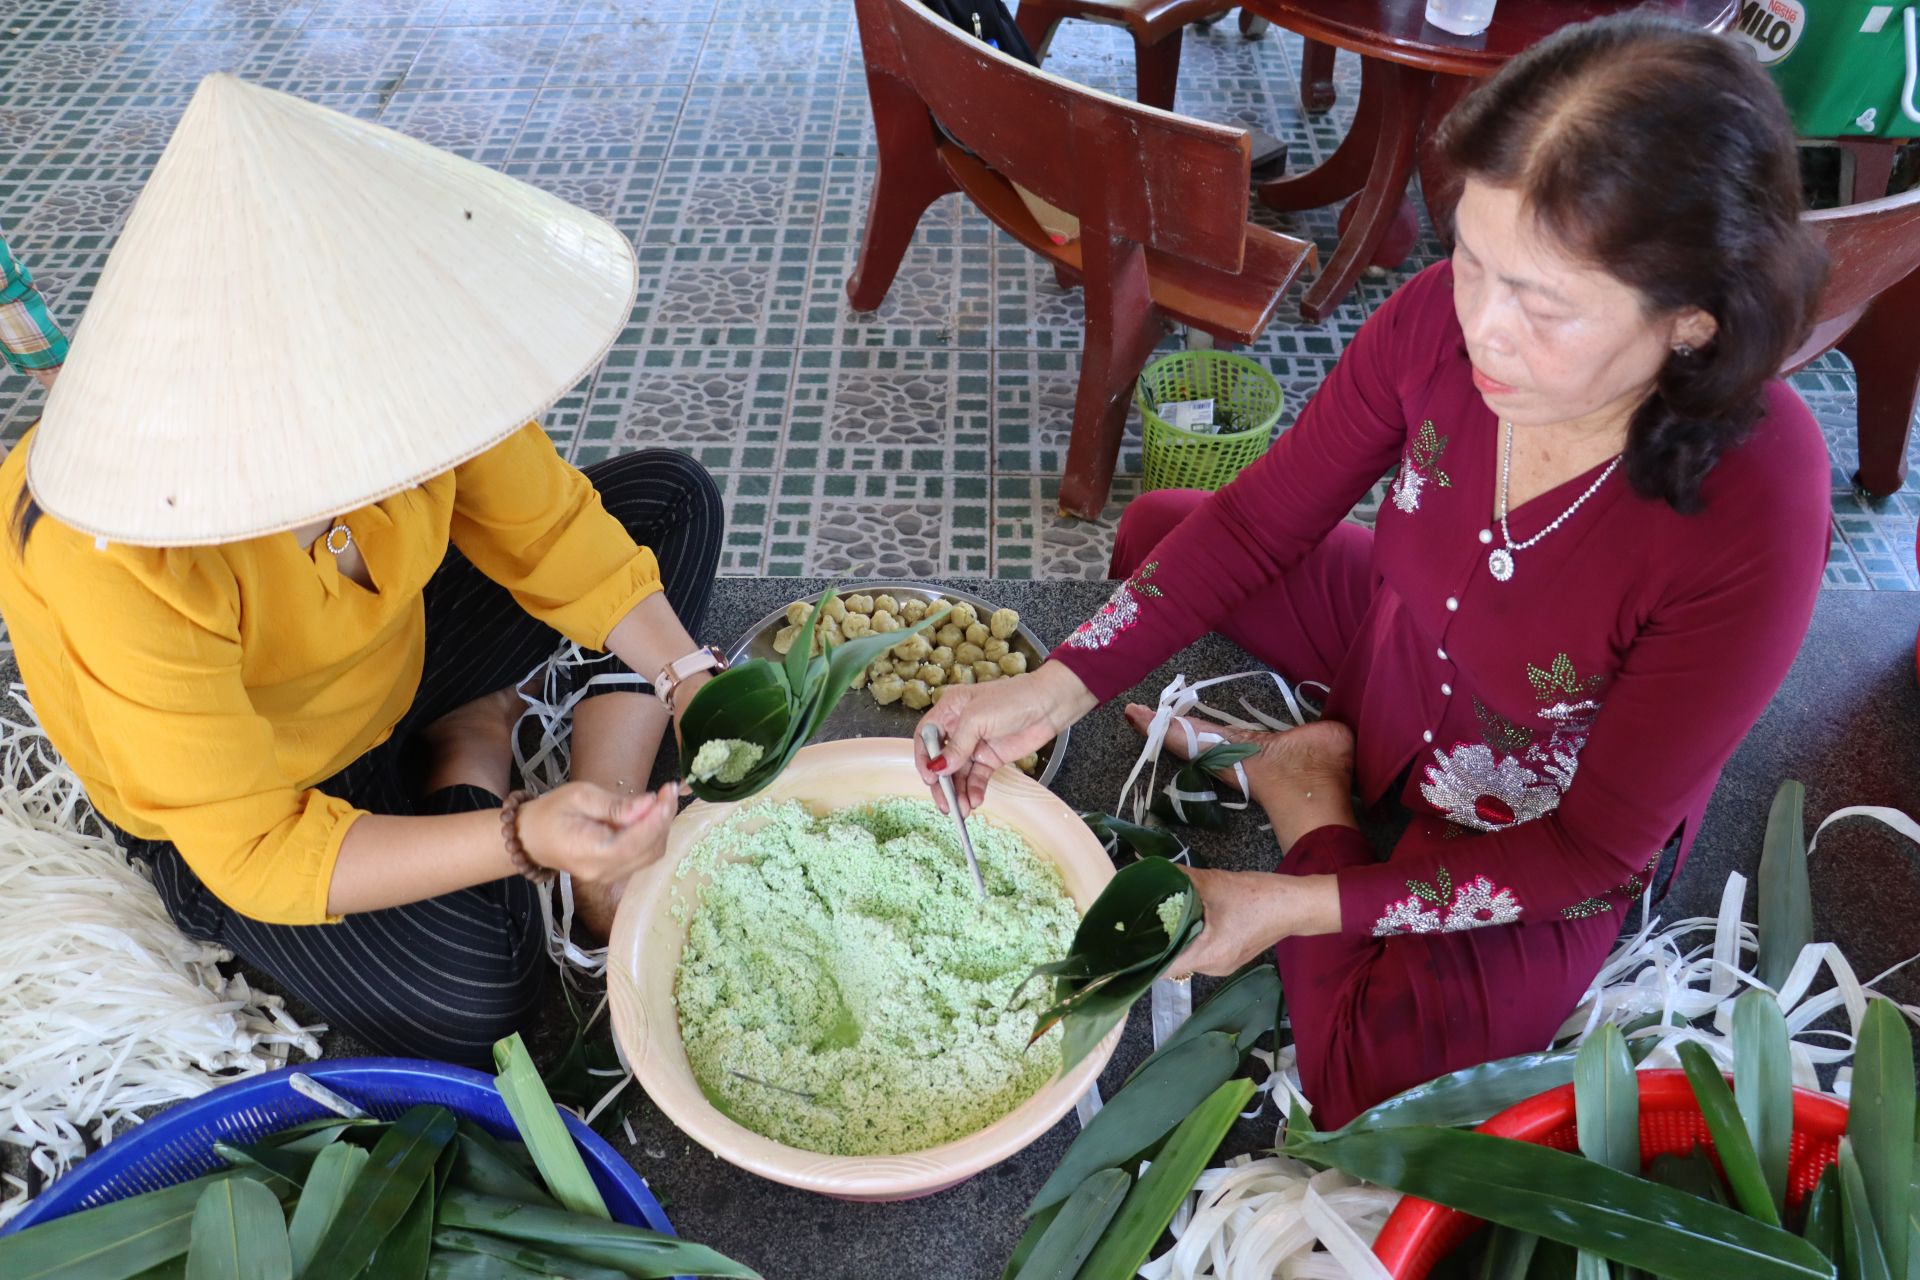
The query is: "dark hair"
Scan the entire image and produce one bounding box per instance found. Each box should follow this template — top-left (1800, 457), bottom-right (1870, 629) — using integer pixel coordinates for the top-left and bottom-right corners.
top-left (1438, 14), bottom-right (1827, 512)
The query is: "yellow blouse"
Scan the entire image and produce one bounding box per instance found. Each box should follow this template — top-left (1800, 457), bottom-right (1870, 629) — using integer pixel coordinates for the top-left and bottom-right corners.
top-left (0, 423), bottom-right (662, 926)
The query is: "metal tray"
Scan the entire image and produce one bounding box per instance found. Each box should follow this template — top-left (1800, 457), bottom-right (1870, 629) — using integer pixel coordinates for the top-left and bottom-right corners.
top-left (725, 581), bottom-right (1069, 788)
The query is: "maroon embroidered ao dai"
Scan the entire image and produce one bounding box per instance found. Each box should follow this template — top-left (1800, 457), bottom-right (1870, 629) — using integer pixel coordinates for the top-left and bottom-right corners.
top-left (1049, 263), bottom-right (1831, 1125)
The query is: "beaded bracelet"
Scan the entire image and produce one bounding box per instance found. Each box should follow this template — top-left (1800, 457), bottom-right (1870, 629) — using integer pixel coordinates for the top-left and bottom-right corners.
top-left (499, 789), bottom-right (557, 885)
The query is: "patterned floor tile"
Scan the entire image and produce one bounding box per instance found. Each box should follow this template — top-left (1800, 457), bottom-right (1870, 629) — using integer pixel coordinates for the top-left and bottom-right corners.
top-left (808, 236), bottom-right (993, 351)
top-left (574, 0), bottom-right (715, 21)
top-left (623, 233), bottom-right (813, 348)
top-left (0, 35), bottom-right (148, 99)
top-left (694, 19), bottom-right (850, 85)
top-left (377, 87), bottom-right (535, 164)
top-left (667, 82), bottom-right (837, 160)
top-left (169, 0), bottom-right (313, 31)
top-left (992, 473), bottom-right (1140, 582)
top-left (496, 154), bottom-right (655, 234)
top-left (302, 0), bottom-right (445, 29)
top-left (399, 22), bottom-right (570, 90)
top-left (577, 345), bottom-right (793, 474)
top-left (514, 83), bottom-right (681, 162)
top-left (778, 347), bottom-right (992, 480)
top-left (639, 156), bottom-right (827, 247)
top-left (9, 0), bottom-right (190, 37)
top-left (993, 348), bottom-right (1146, 479)
top-left (243, 26), bottom-right (427, 96)
top-left (436, 0), bottom-right (581, 27)
top-left (545, 22), bottom-right (707, 88)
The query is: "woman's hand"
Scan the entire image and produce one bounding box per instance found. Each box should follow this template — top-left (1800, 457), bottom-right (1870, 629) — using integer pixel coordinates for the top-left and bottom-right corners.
top-left (517, 780), bottom-right (679, 885)
top-left (1166, 865), bottom-right (1339, 977)
top-left (914, 661), bottom-right (1099, 815)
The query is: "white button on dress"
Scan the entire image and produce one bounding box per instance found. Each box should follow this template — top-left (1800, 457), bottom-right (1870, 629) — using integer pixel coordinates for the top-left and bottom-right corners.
top-left (1445, 597), bottom-right (1458, 612)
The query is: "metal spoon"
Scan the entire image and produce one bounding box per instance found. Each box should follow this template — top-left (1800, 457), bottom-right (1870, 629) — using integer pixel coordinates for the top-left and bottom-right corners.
top-left (919, 722), bottom-right (988, 902)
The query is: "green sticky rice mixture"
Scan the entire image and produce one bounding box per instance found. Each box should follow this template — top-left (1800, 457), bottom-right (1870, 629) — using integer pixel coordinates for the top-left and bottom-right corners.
top-left (1157, 890), bottom-right (1189, 937)
top-left (689, 738), bottom-right (764, 786)
top-left (673, 797), bottom-right (1079, 1156)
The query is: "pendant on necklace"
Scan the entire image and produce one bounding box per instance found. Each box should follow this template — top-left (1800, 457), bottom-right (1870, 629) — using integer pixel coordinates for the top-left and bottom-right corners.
top-left (1487, 548), bottom-right (1515, 582)
top-left (323, 521), bottom-right (353, 556)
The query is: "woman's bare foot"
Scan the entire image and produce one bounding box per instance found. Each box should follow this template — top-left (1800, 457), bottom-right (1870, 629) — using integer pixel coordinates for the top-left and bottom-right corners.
top-left (418, 685), bottom-right (525, 798)
top-left (1124, 706), bottom-right (1358, 848)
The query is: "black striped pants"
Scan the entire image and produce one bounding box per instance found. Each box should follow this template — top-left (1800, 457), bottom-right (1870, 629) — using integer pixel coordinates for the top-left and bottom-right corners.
top-left (116, 450), bottom-right (723, 1067)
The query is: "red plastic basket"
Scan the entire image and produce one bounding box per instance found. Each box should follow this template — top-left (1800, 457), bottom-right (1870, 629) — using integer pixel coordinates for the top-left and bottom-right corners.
top-left (1371, 1068), bottom-right (1848, 1278)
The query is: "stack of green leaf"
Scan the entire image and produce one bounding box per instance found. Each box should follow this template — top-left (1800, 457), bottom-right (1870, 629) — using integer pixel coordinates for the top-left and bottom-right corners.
top-left (678, 588), bottom-right (945, 803)
top-left (1149, 741), bottom-right (1259, 831)
top-left (1004, 966), bottom-right (1282, 1280)
top-left (1285, 989), bottom-right (1914, 1279)
top-left (1022, 855), bottom-right (1204, 1072)
top-left (0, 1034), bottom-right (759, 1280)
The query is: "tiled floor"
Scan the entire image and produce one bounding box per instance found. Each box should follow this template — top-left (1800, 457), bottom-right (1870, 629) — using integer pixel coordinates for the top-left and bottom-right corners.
top-left (1, 1), bottom-right (1913, 586)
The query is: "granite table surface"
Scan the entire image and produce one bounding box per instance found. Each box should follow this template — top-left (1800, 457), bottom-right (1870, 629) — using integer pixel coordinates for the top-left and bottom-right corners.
top-left (10, 578), bottom-right (1920, 1279)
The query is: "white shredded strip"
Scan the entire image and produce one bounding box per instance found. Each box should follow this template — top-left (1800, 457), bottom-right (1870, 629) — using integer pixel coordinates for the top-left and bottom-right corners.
top-left (0, 690), bottom-right (322, 1225)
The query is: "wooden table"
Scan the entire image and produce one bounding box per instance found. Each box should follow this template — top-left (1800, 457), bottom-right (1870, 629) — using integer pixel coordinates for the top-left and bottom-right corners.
top-left (1240, 0), bottom-right (1738, 321)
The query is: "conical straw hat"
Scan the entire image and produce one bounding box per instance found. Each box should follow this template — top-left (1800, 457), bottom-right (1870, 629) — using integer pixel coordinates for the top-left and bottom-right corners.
top-left (27, 74), bottom-right (638, 547)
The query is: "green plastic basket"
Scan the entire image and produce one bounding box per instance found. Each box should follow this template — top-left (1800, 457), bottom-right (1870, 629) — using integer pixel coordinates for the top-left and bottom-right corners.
top-left (1136, 350), bottom-right (1283, 492)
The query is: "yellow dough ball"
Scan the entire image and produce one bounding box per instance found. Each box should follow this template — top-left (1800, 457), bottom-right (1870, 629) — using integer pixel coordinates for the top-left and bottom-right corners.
top-left (785, 601), bottom-right (813, 628)
top-left (842, 613), bottom-right (872, 639)
top-left (982, 638), bottom-right (1010, 663)
top-left (998, 652), bottom-right (1028, 675)
top-left (955, 642), bottom-right (985, 666)
top-left (773, 625), bottom-right (798, 654)
top-left (850, 667), bottom-right (870, 690)
top-left (989, 608), bottom-right (1020, 641)
top-left (951, 665), bottom-right (977, 685)
top-left (901, 598), bottom-right (929, 623)
top-left (901, 679), bottom-right (933, 710)
top-left (872, 610), bottom-right (900, 632)
top-left (936, 624), bottom-right (965, 650)
top-left (892, 634), bottom-right (932, 663)
top-left (918, 663), bottom-right (946, 686)
top-left (948, 602), bottom-right (979, 629)
top-left (824, 597), bottom-right (848, 623)
top-left (874, 594), bottom-right (900, 616)
top-left (929, 645), bottom-right (955, 668)
top-left (1016, 752), bottom-right (1040, 775)
top-left (965, 623), bottom-right (990, 648)
top-left (871, 675), bottom-right (906, 706)
top-left (848, 594), bottom-right (875, 615)
top-left (974, 660), bottom-right (1000, 682)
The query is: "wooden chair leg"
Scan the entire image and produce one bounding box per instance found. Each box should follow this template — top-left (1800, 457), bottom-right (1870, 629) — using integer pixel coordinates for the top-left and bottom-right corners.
top-left (1133, 29), bottom-right (1183, 112)
top-left (846, 73), bottom-right (959, 313)
top-left (1014, 3), bottom-right (1064, 62)
top-left (1059, 234), bottom-right (1166, 520)
top-left (1300, 38), bottom-right (1337, 115)
top-left (1238, 10), bottom-right (1270, 38)
top-left (1842, 267), bottom-right (1920, 498)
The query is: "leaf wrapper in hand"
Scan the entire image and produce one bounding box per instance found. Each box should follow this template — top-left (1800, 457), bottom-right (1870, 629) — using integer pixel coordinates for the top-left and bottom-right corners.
top-left (1151, 741), bottom-right (1259, 831)
top-left (1021, 856), bottom-right (1202, 1072)
top-left (679, 589), bottom-right (947, 802)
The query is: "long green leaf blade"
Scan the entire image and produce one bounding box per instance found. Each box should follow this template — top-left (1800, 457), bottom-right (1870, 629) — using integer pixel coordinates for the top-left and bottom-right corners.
top-left (1027, 1030), bottom-right (1240, 1215)
top-left (365, 1181), bottom-right (432, 1280)
top-left (1802, 1166), bottom-right (1840, 1262)
top-left (492, 1032), bottom-right (608, 1220)
top-left (1839, 1138), bottom-right (1895, 1280)
top-left (426, 1251), bottom-right (545, 1280)
top-left (1075, 1077), bottom-right (1256, 1280)
top-left (1572, 1250), bottom-right (1609, 1280)
top-left (286, 1143), bottom-right (365, 1278)
top-left (1330, 1037), bottom-right (1654, 1138)
top-left (1733, 990), bottom-right (1793, 1220)
top-left (1849, 998), bottom-right (1916, 1272)
top-left (438, 1191), bottom-right (761, 1278)
top-left (431, 1230), bottom-right (628, 1280)
top-left (212, 1143), bottom-right (312, 1189)
top-left (1575, 1024), bottom-right (1639, 1175)
top-left (1012, 1167), bottom-right (1129, 1280)
top-left (1475, 1226), bottom-right (1540, 1280)
top-left (449, 1127), bottom-right (556, 1209)
top-left (184, 1180), bottom-right (290, 1280)
top-left (1284, 1125), bottom-right (1829, 1279)
top-left (1647, 1146), bottom-right (1730, 1208)
top-left (301, 1105), bottom-right (457, 1280)
top-left (1126, 965), bottom-right (1279, 1083)
top-left (1000, 1204), bottom-right (1060, 1280)
top-left (1757, 781), bottom-right (1811, 991)
top-left (1676, 1041), bottom-right (1781, 1228)
top-left (0, 1170), bottom-right (277, 1280)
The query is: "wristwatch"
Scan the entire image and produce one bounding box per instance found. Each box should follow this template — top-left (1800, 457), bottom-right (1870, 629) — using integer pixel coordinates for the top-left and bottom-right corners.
top-left (655, 646), bottom-right (728, 712)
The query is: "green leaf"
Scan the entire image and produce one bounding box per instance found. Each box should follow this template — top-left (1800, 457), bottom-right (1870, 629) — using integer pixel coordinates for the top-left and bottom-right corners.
top-left (1125, 964), bottom-right (1280, 1083)
top-left (1475, 1226), bottom-right (1540, 1280)
top-left (1849, 998), bottom-right (1916, 1272)
top-left (1282, 1126), bottom-right (1829, 1280)
top-left (301, 1104), bottom-right (457, 1280)
top-left (1758, 781), bottom-right (1812, 991)
top-left (1074, 1077), bottom-right (1256, 1280)
top-left (1188, 741), bottom-right (1260, 774)
top-left (1026, 1030), bottom-right (1240, 1215)
top-left (1011, 1167), bottom-right (1130, 1280)
top-left (1000, 1204), bottom-right (1060, 1280)
top-left (1838, 1138), bottom-right (1895, 1280)
top-left (1080, 812), bottom-right (1187, 863)
top-left (0, 1170), bottom-right (279, 1280)
top-left (1647, 1147), bottom-right (1730, 1208)
top-left (286, 1143), bottom-right (365, 1277)
top-left (1802, 1165), bottom-right (1840, 1261)
top-left (449, 1126), bottom-right (557, 1208)
top-left (184, 1180), bottom-right (290, 1280)
top-left (1574, 1025), bottom-right (1639, 1175)
top-left (364, 1181), bottom-right (432, 1280)
top-left (1677, 1041), bottom-right (1781, 1228)
top-left (430, 1230), bottom-right (628, 1280)
top-left (784, 589), bottom-right (825, 699)
top-left (211, 1143), bottom-right (313, 1189)
top-left (492, 1032), bottom-right (607, 1221)
top-left (438, 1191), bottom-right (761, 1278)
top-left (426, 1251), bottom-right (545, 1280)
top-left (1908, 1161), bottom-right (1920, 1280)
top-left (1733, 990), bottom-right (1793, 1220)
top-left (1330, 1038), bottom-right (1656, 1138)
top-left (1573, 1250), bottom-right (1609, 1280)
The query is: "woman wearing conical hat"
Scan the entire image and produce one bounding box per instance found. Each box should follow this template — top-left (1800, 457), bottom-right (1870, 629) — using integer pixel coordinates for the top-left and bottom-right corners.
top-left (0, 76), bottom-right (726, 1066)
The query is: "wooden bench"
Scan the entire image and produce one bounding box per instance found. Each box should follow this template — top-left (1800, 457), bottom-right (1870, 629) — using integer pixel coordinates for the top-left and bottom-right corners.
top-left (849, 0), bottom-right (1315, 518)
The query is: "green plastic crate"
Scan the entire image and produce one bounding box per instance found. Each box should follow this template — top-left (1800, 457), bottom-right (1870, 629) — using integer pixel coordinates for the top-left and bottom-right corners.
top-left (1136, 350), bottom-right (1283, 493)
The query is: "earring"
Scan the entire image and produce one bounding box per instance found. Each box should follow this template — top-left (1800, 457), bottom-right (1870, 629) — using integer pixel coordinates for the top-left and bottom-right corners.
top-left (1672, 344), bottom-right (1694, 357)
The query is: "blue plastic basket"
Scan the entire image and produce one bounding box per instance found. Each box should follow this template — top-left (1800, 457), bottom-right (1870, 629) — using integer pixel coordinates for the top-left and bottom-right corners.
top-left (0, 1058), bottom-right (678, 1260)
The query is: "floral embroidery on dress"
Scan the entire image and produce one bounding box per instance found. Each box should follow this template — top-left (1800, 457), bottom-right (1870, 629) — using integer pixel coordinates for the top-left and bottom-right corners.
top-left (1370, 864), bottom-right (1524, 936)
top-left (1560, 852), bottom-right (1660, 921)
top-left (1421, 653), bottom-right (1607, 833)
top-left (1389, 420), bottom-right (1453, 513)
top-left (1065, 561), bottom-right (1164, 651)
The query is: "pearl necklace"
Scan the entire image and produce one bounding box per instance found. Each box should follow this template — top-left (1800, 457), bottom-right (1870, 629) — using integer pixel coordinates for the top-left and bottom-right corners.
top-left (1488, 420), bottom-right (1621, 583)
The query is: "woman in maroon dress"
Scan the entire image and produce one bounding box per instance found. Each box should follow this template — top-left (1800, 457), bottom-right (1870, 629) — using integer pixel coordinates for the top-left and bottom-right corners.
top-left (918, 16), bottom-right (1832, 1127)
